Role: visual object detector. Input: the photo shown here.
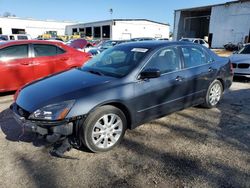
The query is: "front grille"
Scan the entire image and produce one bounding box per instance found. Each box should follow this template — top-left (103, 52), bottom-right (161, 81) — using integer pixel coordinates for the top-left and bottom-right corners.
top-left (232, 63), bottom-right (237, 68)
top-left (238, 63), bottom-right (250, 69)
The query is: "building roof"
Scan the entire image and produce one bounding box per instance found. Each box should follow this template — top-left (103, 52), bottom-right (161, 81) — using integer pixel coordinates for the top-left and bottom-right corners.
top-left (0, 16), bottom-right (78, 24)
top-left (175, 0), bottom-right (250, 12)
top-left (114, 19), bottom-right (169, 26)
top-left (74, 19), bottom-right (170, 26)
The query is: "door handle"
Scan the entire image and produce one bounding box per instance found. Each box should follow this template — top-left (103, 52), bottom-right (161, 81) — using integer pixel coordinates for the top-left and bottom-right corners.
top-left (175, 76), bottom-right (184, 82)
top-left (208, 67), bottom-right (213, 72)
top-left (20, 62), bottom-right (31, 65)
top-left (60, 57), bottom-right (68, 61)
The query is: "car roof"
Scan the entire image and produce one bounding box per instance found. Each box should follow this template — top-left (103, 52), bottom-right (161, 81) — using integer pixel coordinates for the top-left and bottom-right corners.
top-left (115, 40), bottom-right (193, 49)
top-left (181, 38), bottom-right (203, 40)
top-left (0, 40), bottom-right (65, 48)
top-left (105, 40), bottom-right (127, 42)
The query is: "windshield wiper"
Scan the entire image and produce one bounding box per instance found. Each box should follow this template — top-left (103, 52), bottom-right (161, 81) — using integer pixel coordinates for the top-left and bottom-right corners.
top-left (86, 69), bottom-right (104, 76)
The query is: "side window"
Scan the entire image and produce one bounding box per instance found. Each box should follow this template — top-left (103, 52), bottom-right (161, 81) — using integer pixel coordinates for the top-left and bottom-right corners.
top-left (200, 40), bottom-right (205, 44)
top-left (144, 47), bottom-right (180, 74)
top-left (33, 44), bottom-right (64, 57)
top-left (181, 46), bottom-right (207, 68)
top-left (0, 44), bottom-right (28, 61)
top-left (194, 40), bottom-right (199, 44)
top-left (57, 47), bottom-right (65, 55)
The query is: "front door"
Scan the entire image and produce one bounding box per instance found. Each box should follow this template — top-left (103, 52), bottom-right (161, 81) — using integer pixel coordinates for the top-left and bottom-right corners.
top-left (134, 46), bottom-right (188, 124)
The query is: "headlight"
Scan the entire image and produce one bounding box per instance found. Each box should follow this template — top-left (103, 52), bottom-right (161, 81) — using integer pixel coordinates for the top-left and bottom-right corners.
top-left (29, 100), bottom-right (75, 120)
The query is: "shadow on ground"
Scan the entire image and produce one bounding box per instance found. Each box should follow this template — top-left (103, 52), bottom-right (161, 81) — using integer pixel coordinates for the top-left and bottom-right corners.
top-left (0, 79), bottom-right (249, 187)
top-left (233, 76), bottom-right (250, 83)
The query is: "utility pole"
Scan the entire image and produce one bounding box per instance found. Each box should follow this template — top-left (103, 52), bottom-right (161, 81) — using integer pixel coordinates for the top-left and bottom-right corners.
top-left (109, 8), bottom-right (113, 20)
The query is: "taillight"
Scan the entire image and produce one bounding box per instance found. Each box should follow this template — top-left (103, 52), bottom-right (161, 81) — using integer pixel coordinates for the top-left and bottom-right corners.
top-left (229, 61), bottom-right (234, 75)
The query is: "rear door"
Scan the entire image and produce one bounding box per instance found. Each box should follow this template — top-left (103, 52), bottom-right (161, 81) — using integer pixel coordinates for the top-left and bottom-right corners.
top-left (31, 43), bottom-right (69, 80)
top-left (134, 46), bottom-right (188, 123)
top-left (178, 45), bottom-right (216, 105)
top-left (0, 44), bottom-right (34, 91)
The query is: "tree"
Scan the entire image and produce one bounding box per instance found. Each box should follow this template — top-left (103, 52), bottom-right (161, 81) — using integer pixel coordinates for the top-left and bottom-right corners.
top-left (3, 12), bottom-right (11, 17)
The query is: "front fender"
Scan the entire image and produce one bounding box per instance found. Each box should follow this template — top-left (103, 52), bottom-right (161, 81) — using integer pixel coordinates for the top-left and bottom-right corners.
top-left (66, 83), bottom-right (135, 119)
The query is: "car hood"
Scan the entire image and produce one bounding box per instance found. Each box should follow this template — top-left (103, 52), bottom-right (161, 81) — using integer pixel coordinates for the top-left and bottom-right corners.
top-left (68, 39), bottom-right (88, 49)
top-left (16, 68), bottom-right (116, 112)
top-left (230, 54), bottom-right (250, 63)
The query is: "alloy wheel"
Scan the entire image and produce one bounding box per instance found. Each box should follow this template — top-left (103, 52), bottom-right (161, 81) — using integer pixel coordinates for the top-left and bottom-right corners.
top-left (209, 83), bottom-right (222, 106)
top-left (91, 113), bottom-right (123, 149)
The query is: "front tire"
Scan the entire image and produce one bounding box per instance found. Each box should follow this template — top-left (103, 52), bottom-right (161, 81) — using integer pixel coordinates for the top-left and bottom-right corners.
top-left (80, 105), bottom-right (127, 152)
top-left (202, 80), bottom-right (223, 108)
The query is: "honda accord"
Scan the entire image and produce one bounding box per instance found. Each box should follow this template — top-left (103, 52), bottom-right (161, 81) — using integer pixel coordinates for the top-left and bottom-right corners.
top-left (11, 41), bottom-right (233, 153)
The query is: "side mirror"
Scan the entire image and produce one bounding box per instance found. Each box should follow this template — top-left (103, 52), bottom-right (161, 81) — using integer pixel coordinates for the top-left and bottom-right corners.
top-left (139, 68), bottom-right (161, 79)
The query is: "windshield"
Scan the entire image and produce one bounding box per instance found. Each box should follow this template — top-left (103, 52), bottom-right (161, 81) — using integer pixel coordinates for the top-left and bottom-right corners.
top-left (81, 46), bottom-right (150, 78)
top-left (238, 45), bottom-right (250, 54)
top-left (0, 36), bottom-right (8, 41)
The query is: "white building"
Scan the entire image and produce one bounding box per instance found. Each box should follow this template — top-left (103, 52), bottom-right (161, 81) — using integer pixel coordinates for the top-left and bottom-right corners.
top-left (0, 16), bottom-right (77, 38)
top-left (65, 19), bottom-right (170, 40)
top-left (173, 0), bottom-right (250, 48)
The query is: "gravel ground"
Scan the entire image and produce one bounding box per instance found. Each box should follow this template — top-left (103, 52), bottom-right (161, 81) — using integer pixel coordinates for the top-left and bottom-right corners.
top-left (0, 78), bottom-right (249, 188)
top-left (211, 49), bottom-right (232, 57)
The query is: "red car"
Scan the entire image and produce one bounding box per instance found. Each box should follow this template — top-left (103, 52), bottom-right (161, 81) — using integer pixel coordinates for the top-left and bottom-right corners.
top-left (0, 40), bottom-right (90, 92)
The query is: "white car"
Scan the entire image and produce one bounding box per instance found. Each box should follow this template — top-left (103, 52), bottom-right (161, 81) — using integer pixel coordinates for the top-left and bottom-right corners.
top-left (180, 38), bottom-right (209, 48)
top-left (0, 34), bottom-right (32, 40)
top-left (229, 43), bottom-right (250, 78)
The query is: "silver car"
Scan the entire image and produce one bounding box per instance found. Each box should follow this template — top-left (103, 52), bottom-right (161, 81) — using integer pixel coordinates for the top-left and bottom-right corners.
top-left (230, 44), bottom-right (250, 78)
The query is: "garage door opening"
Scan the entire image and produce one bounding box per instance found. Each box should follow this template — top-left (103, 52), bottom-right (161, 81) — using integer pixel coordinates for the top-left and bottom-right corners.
top-left (12, 28), bottom-right (25, 34)
top-left (102, 25), bottom-right (110, 39)
top-left (94, 27), bottom-right (101, 38)
top-left (176, 7), bottom-right (211, 40)
top-left (86, 27), bottom-right (92, 37)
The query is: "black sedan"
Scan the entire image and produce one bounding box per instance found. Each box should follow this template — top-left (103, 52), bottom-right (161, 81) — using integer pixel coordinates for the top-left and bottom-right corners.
top-left (11, 41), bottom-right (233, 153)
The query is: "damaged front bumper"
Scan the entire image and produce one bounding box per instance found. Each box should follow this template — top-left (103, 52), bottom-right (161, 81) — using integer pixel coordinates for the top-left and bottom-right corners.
top-left (10, 103), bottom-right (73, 138)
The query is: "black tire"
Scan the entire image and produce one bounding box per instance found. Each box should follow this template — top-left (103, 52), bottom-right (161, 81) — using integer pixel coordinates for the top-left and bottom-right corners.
top-left (202, 80), bottom-right (223, 108)
top-left (80, 105), bottom-right (127, 152)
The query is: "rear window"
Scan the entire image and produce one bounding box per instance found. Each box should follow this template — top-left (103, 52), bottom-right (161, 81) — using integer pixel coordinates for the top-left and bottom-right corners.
top-left (181, 46), bottom-right (208, 68)
top-left (0, 44), bottom-right (28, 61)
top-left (33, 44), bottom-right (65, 57)
top-left (200, 40), bottom-right (205, 44)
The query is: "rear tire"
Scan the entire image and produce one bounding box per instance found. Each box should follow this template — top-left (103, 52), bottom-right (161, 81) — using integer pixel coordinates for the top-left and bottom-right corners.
top-left (80, 105), bottom-right (127, 152)
top-left (202, 80), bottom-right (223, 108)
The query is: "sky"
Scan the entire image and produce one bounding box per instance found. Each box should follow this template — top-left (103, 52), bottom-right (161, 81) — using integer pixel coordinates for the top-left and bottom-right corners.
top-left (0, 0), bottom-right (235, 29)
